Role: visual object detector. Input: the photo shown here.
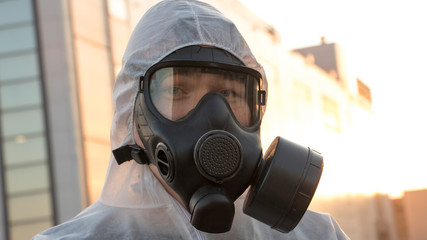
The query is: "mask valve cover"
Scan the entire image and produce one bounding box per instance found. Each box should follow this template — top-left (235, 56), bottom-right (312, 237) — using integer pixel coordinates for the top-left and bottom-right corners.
top-left (194, 130), bottom-right (243, 184)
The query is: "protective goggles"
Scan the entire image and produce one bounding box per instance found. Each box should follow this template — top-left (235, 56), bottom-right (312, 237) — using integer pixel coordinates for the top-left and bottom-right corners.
top-left (142, 65), bottom-right (265, 127)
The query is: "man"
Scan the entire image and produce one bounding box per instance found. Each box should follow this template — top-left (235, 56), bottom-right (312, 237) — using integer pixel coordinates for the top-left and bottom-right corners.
top-left (34, 0), bottom-right (348, 239)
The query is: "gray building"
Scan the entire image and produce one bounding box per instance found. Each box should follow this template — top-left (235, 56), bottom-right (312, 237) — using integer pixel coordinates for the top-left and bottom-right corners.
top-left (293, 37), bottom-right (349, 88)
top-left (0, 0), bottom-right (100, 239)
top-left (310, 194), bottom-right (399, 240)
top-left (0, 1), bottom-right (57, 239)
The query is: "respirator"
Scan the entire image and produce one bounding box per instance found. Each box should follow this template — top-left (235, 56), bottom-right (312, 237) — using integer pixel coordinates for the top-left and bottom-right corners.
top-left (113, 46), bottom-right (323, 234)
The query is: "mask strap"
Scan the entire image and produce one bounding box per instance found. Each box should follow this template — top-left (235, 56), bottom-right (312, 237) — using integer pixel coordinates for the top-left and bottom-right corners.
top-left (112, 145), bottom-right (149, 165)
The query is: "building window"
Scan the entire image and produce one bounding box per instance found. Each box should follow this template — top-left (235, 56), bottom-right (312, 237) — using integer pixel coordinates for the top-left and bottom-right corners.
top-left (0, 0), bottom-right (55, 239)
top-left (357, 78), bottom-right (372, 103)
top-left (322, 95), bottom-right (341, 133)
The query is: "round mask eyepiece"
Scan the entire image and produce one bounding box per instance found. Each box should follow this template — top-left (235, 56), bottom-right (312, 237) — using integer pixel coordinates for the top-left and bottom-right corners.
top-left (194, 130), bottom-right (243, 184)
top-left (155, 142), bottom-right (174, 182)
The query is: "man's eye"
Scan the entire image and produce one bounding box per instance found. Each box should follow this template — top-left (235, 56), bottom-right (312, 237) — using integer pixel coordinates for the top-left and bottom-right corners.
top-left (172, 87), bottom-right (183, 95)
top-left (170, 87), bottom-right (188, 100)
top-left (156, 86), bottom-right (185, 100)
top-left (220, 89), bottom-right (235, 97)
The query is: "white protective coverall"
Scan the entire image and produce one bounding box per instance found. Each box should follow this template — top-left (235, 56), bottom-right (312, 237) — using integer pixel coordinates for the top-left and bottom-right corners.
top-left (33, 0), bottom-right (349, 239)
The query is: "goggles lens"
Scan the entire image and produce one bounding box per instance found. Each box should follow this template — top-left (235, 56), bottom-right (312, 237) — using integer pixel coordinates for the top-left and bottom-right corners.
top-left (148, 67), bottom-right (261, 127)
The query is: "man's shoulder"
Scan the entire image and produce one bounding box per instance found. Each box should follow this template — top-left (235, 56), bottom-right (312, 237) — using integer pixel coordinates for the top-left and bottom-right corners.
top-left (292, 210), bottom-right (350, 240)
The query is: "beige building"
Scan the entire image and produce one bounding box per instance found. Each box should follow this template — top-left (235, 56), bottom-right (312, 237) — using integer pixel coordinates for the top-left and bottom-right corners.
top-left (394, 189), bottom-right (427, 240)
top-left (310, 194), bottom-right (399, 240)
top-left (309, 189), bottom-right (427, 240)
top-left (0, 0), bottom-right (375, 239)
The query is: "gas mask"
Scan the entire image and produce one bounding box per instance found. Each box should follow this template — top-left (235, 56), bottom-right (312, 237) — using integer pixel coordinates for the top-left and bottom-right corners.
top-left (113, 46), bottom-right (323, 233)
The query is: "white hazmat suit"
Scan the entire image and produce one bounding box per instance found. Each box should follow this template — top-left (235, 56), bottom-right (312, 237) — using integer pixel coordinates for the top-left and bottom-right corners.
top-left (34, 0), bottom-right (349, 239)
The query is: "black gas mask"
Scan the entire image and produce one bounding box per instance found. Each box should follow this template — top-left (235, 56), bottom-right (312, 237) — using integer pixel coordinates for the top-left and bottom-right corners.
top-left (113, 46), bottom-right (323, 233)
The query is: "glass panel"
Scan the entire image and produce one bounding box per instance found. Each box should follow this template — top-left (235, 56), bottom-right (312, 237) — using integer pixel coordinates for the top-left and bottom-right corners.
top-left (1, 108), bottom-right (44, 137)
top-left (0, 0), bottom-right (32, 27)
top-left (71, 0), bottom-right (108, 45)
top-left (0, 24), bottom-right (36, 54)
top-left (10, 219), bottom-right (52, 240)
top-left (3, 135), bottom-right (47, 166)
top-left (75, 39), bottom-right (113, 139)
top-left (85, 140), bottom-right (110, 203)
top-left (108, 0), bottom-right (127, 20)
top-left (7, 191), bottom-right (52, 222)
top-left (0, 52), bottom-right (39, 82)
top-left (0, 2), bottom-right (54, 239)
top-left (5, 164), bottom-right (49, 194)
top-left (0, 80), bottom-right (41, 110)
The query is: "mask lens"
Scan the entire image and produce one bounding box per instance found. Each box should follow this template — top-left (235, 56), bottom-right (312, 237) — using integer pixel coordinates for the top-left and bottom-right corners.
top-left (149, 67), bottom-right (261, 127)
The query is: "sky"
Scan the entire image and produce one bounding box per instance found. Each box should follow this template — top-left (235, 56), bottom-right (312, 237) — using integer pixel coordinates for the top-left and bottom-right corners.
top-left (239, 0), bottom-right (427, 197)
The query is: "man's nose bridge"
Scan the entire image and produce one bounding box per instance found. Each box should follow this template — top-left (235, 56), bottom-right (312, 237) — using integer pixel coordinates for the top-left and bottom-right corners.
top-left (196, 93), bottom-right (233, 127)
top-left (198, 86), bottom-right (215, 102)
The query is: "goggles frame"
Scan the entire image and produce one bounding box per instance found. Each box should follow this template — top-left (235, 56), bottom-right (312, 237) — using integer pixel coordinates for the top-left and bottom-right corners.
top-left (139, 61), bottom-right (266, 128)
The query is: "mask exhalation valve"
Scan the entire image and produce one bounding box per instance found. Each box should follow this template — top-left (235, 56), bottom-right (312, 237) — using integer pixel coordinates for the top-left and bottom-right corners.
top-left (194, 130), bottom-right (243, 184)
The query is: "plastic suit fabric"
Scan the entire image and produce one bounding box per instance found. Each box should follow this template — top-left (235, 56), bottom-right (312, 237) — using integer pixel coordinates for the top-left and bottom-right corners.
top-left (33, 0), bottom-right (349, 239)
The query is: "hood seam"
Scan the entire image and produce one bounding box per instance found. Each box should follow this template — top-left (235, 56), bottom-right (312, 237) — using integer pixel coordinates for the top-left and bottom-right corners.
top-left (186, 0), bottom-right (206, 43)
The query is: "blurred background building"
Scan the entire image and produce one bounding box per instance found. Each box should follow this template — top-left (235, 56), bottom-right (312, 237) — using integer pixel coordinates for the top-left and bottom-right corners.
top-left (0, 0), bottom-right (425, 239)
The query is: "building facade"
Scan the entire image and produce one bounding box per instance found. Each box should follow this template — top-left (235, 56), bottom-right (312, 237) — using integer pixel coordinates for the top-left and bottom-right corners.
top-left (310, 194), bottom-right (399, 240)
top-left (0, 1), bottom-right (56, 239)
top-left (396, 189), bottom-right (427, 240)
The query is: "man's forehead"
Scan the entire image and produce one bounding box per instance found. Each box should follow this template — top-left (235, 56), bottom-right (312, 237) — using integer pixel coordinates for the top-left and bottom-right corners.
top-left (174, 71), bottom-right (246, 86)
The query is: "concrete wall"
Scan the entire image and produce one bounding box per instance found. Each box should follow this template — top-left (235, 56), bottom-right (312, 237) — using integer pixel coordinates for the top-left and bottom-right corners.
top-left (35, 0), bottom-right (88, 223)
